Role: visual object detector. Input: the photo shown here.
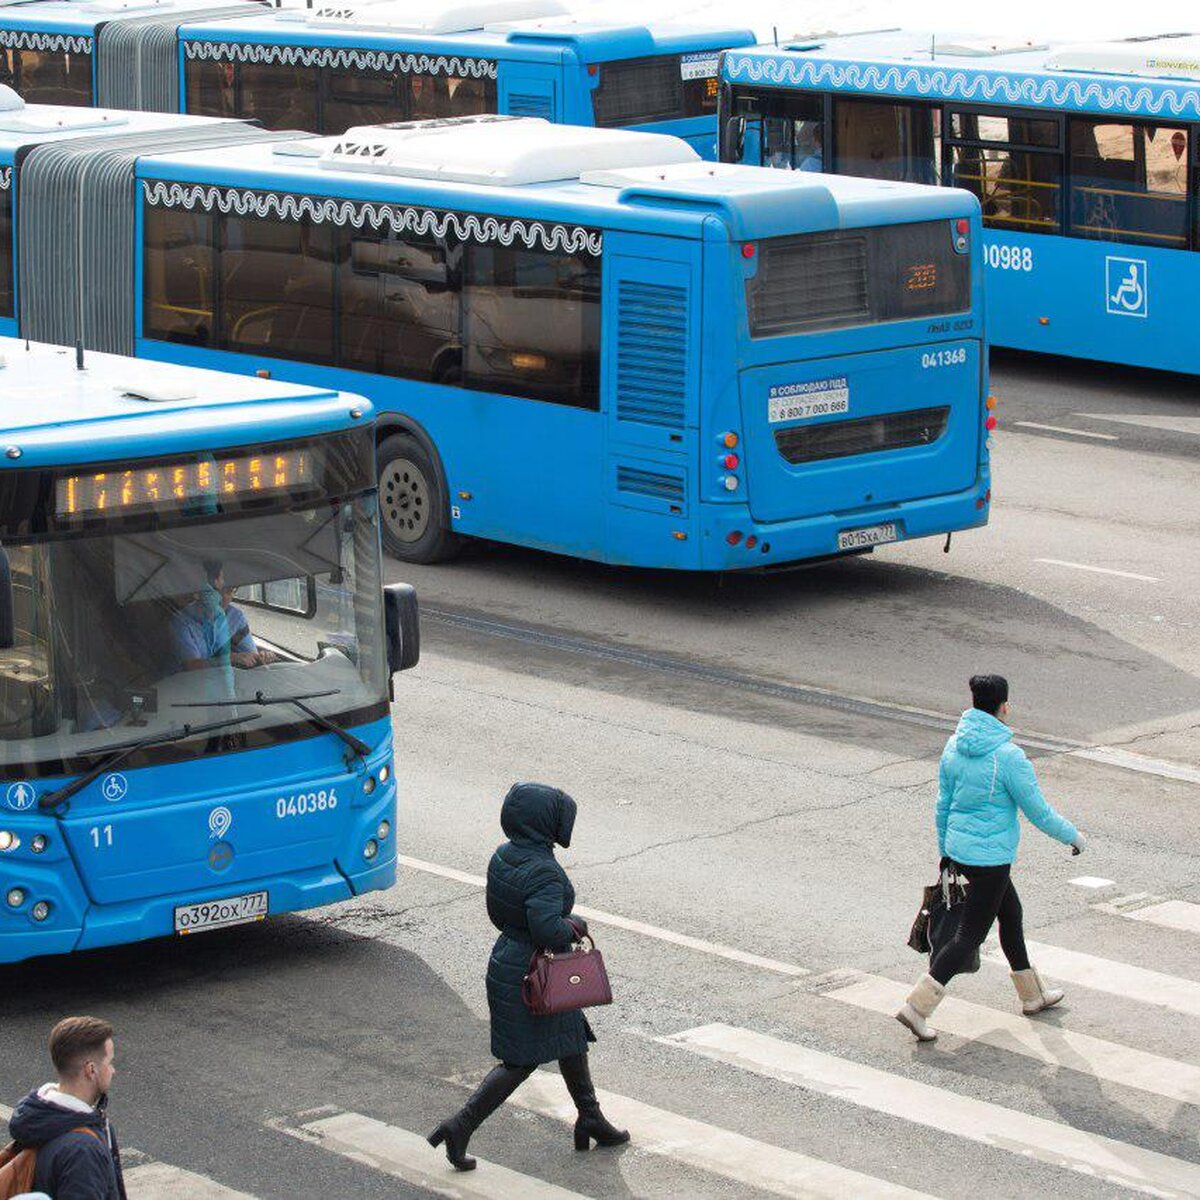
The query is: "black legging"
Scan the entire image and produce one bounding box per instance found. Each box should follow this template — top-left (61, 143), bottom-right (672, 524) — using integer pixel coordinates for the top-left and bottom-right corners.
top-left (930, 862), bottom-right (1031, 985)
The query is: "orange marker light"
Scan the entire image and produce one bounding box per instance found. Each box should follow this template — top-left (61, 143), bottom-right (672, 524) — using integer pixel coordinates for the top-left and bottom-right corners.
top-left (722, 432), bottom-right (739, 449)
top-left (986, 395), bottom-right (997, 410)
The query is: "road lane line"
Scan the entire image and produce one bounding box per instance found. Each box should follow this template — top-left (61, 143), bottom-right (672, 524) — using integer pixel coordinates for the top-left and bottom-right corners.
top-left (1013, 421), bottom-right (1118, 440)
top-left (505, 1069), bottom-right (938, 1199)
top-left (663, 1024), bottom-right (1200, 1198)
top-left (124, 1162), bottom-right (257, 1199)
top-left (290, 1110), bottom-right (591, 1199)
top-left (1034, 558), bottom-right (1160, 583)
top-left (825, 972), bottom-right (1200, 1105)
top-left (1094, 895), bottom-right (1200, 936)
top-left (987, 941), bottom-right (1200, 1018)
top-left (399, 855), bottom-right (810, 978)
top-left (1070, 876), bottom-right (1116, 889)
top-left (1068, 746), bottom-right (1200, 785)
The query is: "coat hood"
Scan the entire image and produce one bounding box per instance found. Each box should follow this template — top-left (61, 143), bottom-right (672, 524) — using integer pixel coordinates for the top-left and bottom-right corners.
top-left (9, 1085), bottom-right (104, 1147)
top-left (953, 707), bottom-right (1013, 758)
top-left (500, 783), bottom-right (577, 848)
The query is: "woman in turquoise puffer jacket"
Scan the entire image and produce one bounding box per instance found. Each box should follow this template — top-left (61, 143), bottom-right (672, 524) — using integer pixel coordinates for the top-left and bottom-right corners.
top-left (897, 675), bottom-right (1086, 1042)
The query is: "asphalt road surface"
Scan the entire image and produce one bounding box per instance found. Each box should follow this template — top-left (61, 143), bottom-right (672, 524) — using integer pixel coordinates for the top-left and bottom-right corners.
top-left (2, 353), bottom-right (1198, 1200)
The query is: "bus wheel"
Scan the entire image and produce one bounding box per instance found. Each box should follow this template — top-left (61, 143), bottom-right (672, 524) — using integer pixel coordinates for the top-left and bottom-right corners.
top-left (377, 434), bottom-right (459, 564)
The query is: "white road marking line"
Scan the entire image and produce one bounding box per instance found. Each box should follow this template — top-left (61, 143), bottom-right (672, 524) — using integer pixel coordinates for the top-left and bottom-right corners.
top-left (825, 972), bottom-right (1200, 1105)
top-left (289, 1110), bottom-right (591, 1199)
top-left (987, 941), bottom-right (1200, 1019)
top-left (1034, 557), bottom-right (1160, 583)
top-left (1094, 895), bottom-right (1200, 936)
top-left (1068, 746), bottom-right (1200, 786)
top-left (506, 1069), bottom-right (938, 1200)
top-left (1070, 876), bottom-right (1116, 889)
top-left (1013, 420), bottom-right (1118, 440)
top-left (663, 1023), bottom-right (1200, 1198)
top-left (400, 855), bottom-right (810, 978)
top-left (1077, 412), bottom-right (1200, 437)
top-left (125, 1162), bottom-right (257, 1199)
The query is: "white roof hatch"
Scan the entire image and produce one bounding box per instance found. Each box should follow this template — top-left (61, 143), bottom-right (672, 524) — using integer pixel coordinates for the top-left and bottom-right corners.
top-left (1047, 36), bottom-right (1200, 80)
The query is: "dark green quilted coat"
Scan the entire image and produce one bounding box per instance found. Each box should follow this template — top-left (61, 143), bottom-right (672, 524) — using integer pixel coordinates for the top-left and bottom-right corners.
top-left (485, 783), bottom-right (595, 1066)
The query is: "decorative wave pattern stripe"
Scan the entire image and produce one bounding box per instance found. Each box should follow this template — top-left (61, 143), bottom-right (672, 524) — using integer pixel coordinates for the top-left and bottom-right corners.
top-left (0, 167), bottom-right (10, 193)
top-left (183, 39), bottom-right (497, 78)
top-left (0, 30), bottom-right (92, 54)
top-left (142, 180), bottom-right (603, 256)
top-left (723, 55), bottom-right (1200, 119)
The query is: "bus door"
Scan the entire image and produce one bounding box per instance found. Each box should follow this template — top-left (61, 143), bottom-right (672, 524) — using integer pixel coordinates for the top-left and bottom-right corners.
top-left (602, 238), bottom-right (700, 564)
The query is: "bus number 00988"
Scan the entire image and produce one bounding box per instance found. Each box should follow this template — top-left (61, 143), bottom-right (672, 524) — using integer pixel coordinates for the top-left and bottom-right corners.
top-left (276, 789), bottom-right (338, 819)
top-left (984, 244), bottom-right (1033, 272)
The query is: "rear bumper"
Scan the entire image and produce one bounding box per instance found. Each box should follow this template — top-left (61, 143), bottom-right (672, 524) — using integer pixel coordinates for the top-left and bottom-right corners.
top-left (699, 468), bottom-right (991, 571)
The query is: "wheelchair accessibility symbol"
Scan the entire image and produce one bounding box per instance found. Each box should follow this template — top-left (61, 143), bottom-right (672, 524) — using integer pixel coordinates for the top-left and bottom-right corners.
top-left (5, 781), bottom-right (36, 811)
top-left (101, 773), bottom-right (129, 803)
top-left (1106, 256), bottom-right (1148, 318)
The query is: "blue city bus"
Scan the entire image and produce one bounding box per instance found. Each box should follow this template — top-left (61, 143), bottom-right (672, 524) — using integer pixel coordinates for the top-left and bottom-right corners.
top-left (0, 0), bottom-right (754, 157)
top-left (719, 31), bottom-right (1200, 374)
top-left (0, 338), bottom-right (418, 965)
top-left (123, 117), bottom-right (992, 569)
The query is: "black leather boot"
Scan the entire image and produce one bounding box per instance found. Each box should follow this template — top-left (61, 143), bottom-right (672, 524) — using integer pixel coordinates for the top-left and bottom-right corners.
top-left (428, 1063), bottom-right (533, 1170)
top-left (559, 1053), bottom-right (630, 1151)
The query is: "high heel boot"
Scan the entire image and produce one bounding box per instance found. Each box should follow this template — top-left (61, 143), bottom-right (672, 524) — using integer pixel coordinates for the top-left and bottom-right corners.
top-left (559, 1053), bottom-right (630, 1151)
top-left (428, 1063), bottom-right (532, 1171)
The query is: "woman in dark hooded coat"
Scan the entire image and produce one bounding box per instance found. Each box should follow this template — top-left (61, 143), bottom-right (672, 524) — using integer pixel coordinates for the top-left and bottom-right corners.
top-left (429, 782), bottom-right (629, 1171)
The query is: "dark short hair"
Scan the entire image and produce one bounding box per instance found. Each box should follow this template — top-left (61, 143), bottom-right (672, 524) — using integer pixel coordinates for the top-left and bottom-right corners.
top-left (969, 674), bottom-right (1009, 716)
top-left (201, 560), bottom-right (223, 587)
top-left (49, 1017), bottom-right (113, 1077)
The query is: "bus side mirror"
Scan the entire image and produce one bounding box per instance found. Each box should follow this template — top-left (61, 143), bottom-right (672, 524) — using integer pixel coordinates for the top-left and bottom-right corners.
top-left (0, 547), bottom-right (12, 650)
top-left (383, 582), bottom-right (420, 678)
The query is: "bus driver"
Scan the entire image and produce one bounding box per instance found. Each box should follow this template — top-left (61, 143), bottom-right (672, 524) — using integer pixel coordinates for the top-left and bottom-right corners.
top-left (170, 561), bottom-right (277, 673)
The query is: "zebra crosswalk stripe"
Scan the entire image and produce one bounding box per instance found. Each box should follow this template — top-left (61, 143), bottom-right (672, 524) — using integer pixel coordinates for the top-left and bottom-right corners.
top-left (1094, 895), bottom-right (1200, 935)
top-left (662, 1023), bottom-right (1200, 1199)
top-left (124, 1161), bottom-right (257, 1199)
top-left (823, 971), bottom-right (1200, 1105)
top-left (288, 1109), bottom-right (593, 1199)
top-left (506, 1068), bottom-right (939, 1199)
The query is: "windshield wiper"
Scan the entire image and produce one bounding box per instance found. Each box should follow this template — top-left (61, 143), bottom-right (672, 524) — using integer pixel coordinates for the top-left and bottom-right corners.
top-left (174, 690), bottom-right (371, 759)
top-left (39, 715), bottom-right (262, 815)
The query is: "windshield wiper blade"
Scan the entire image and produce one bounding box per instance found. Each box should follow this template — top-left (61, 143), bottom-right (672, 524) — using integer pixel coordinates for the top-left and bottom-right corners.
top-left (39, 715), bottom-right (261, 814)
top-left (174, 690), bottom-right (370, 758)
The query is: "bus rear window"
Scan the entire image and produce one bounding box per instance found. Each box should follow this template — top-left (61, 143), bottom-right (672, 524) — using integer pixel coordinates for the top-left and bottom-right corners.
top-left (591, 55), bottom-right (717, 127)
top-left (746, 220), bottom-right (971, 338)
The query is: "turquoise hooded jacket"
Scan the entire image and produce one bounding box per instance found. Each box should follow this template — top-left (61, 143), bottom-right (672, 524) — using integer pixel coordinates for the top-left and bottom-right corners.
top-left (937, 708), bottom-right (1078, 866)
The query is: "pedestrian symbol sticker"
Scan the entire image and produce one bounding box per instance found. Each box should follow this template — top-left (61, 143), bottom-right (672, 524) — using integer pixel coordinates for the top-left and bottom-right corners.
top-left (5, 781), bottom-right (36, 811)
top-left (1106, 257), bottom-right (1148, 318)
top-left (102, 773), bottom-right (128, 803)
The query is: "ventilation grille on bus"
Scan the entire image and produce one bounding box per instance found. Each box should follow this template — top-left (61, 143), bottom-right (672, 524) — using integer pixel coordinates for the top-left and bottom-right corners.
top-left (615, 280), bottom-right (688, 429)
top-left (774, 406), bottom-right (950, 464)
top-left (749, 234), bottom-right (869, 337)
top-left (616, 465), bottom-right (686, 505)
top-left (96, 5), bottom-right (264, 110)
top-left (506, 91), bottom-right (554, 118)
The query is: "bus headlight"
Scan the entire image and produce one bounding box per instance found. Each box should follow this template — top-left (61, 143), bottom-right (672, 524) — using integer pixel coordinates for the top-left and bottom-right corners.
top-left (379, 765), bottom-right (390, 784)
top-left (363, 776), bottom-right (377, 795)
top-left (0, 831), bottom-right (18, 853)
top-left (376, 820), bottom-right (391, 841)
top-left (31, 901), bottom-right (50, 922)
top-left (7, 887), bottom-right (25, 908)
top-left (363, 839), bottom-right (379, 861)
top-left (30, 834), bottom-right (47, 854)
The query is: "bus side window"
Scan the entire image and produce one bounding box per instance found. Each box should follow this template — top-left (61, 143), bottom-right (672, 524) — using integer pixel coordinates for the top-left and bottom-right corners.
top-left (238, 60), bottom-right (319, 131)
top-left (143, 206), bottom-right (215, 346)
top-left (0, 181), bottom-right (12, 319)
top-left (14, 48), bottom-right (92, 106)
top-left (1069, 118), bottom-right (1188, 249)
top-left (323, 65), bottom-right (408, 135)
top-left (832, 97), bottom-right (939, 184)
top-left (185, 55), bottom-right (237, 118)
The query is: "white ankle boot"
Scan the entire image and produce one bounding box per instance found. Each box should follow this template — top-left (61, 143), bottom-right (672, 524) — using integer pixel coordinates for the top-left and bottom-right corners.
top-left (1011, 967), bottom-right (1064, 1015)
top-left (896, 973), bottom-right (945, 1042)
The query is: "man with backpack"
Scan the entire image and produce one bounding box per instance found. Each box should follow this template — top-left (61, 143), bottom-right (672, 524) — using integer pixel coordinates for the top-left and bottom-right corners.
top-left (2, 1017), bottom-right (127, 1200)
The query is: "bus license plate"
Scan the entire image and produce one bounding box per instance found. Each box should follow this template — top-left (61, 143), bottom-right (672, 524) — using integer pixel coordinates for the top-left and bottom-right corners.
top-left (174, 891), bottom-right (268, 936)
top-left (837, 522), bottom-right (898, 552)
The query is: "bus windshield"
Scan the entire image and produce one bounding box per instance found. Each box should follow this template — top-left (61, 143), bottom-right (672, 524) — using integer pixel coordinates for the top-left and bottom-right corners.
top-left (0, 494), bottom-right (387, 778)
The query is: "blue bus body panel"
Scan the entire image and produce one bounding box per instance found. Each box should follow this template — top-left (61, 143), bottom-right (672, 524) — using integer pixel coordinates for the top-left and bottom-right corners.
top-left (0, 8), bottom-right (99, 36)
top-left (0, 720), bottom-right (396, 962)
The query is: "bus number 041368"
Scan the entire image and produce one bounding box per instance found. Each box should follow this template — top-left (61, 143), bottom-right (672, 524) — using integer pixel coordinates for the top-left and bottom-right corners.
top-left (984, 244), bottom-right (1034, 272)
top-left (276, 789), bottom-right (338, 819)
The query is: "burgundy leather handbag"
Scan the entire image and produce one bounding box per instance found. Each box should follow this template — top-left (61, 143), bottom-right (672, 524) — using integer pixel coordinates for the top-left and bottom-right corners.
top-left (522, 934), bottom-right (613, 1016)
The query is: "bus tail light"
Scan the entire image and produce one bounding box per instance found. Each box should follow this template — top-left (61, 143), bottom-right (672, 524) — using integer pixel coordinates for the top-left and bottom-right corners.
top-left (723, 475), bottom-right (739, 492)
top-left (741, 242), bottom-right (756, 259)
top-left (985, 415), bottom-right (998, 431)
top-left (986, 395), bottom-right (997, 410)
top-left (726, 530), bottom-right (742, 546)
top-left (745, 535), bottom-right (758, 549)
top-left (723, 453), bottom-right (739, 470)
top-left (722, 431), bottom-right (739, 449)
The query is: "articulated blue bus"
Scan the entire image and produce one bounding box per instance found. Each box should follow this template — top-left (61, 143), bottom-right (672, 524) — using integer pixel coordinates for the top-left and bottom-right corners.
top-left (0, 0), bottom-right (753, 157)
top-left (720, 31), bottom-right (1200, 374)
top-left (0, 338), bottom-right (419, 965)
top-left (0, 101), bottom-right (992, 570)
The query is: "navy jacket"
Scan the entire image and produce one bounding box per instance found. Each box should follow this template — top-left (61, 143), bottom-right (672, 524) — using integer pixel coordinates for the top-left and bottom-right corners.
top-left (485, 783), bottom-right (594, 1066)
top-left (9, 1087), bottom-right (127, 1200)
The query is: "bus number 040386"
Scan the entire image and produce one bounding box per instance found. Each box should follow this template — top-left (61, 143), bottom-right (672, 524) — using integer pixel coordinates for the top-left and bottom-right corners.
top-left (276, 789), bottom-right (338, 819)
top-left (984, 244), bottom-right (1034, 271)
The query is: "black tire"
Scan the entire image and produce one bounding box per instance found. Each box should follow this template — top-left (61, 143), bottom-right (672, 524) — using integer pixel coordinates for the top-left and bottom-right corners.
top-left (377, 433), bottom-right (460, 564)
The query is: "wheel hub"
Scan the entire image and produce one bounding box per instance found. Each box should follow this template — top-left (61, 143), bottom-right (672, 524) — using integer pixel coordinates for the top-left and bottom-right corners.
top-left (382, 457), bottom-right (430, 543)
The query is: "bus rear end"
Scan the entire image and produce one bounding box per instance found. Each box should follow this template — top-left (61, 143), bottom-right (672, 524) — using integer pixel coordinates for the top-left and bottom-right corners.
top-left (705, 175), bottom-right (990, 569)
